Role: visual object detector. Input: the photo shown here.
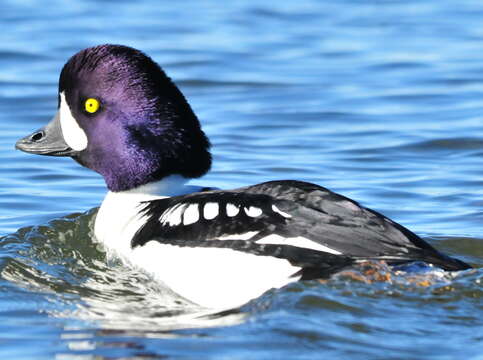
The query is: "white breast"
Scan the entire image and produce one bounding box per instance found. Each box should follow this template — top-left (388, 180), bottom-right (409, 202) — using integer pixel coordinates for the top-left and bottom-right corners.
top-left (94, 178), bottom-right (301, 309)
top-left (95, 176), bottom-right (201, 253)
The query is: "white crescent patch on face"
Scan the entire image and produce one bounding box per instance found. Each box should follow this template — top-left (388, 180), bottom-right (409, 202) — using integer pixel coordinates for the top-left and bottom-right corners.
top-left (59, 92), bottom-right (88, 151)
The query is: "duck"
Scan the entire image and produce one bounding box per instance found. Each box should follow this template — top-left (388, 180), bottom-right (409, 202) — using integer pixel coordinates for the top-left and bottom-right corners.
top-left (15, 44), bottom-right (471, 309)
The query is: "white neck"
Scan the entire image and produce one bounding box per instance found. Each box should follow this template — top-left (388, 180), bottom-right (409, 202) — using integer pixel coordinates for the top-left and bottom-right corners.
top-left (95, 175), bottom-right (203, 249)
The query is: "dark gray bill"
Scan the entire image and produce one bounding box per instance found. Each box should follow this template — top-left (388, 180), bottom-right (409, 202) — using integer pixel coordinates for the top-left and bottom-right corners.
top-left (15, 112), bottom-right (78, 157)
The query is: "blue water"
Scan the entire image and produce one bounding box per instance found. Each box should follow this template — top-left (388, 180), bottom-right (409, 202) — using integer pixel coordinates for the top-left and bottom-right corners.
top-left (1, 0), bottom-right (482, 358)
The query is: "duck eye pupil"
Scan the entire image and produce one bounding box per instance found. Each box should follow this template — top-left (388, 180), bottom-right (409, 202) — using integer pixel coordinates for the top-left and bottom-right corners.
top-left (85, 98), bottom-right (100, 114)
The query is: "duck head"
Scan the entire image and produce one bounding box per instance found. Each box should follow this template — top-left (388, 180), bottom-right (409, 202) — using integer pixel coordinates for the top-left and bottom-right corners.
top-left (16, 44), bottom-right (211, 192)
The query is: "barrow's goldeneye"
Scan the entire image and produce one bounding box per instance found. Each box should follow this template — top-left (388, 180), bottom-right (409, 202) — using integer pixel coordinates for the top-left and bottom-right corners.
top-left (15, 44), bottom-right (471, 308)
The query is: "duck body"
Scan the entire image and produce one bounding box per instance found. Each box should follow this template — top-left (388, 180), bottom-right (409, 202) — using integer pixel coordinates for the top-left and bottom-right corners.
top-left (16, 44), bottom-right (471, 309)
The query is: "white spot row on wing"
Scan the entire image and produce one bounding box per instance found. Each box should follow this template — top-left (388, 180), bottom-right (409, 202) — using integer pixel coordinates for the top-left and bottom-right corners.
top-left (244, 206), bottom-right (262, 217)
top-left (160, 201), bottom-right (268, 227)
top-left (183, 204), bottom-right (199, 225)
top-left (204, 202), bottom-right (219, 220)
top-left (159, 203), bottom-right (186, 226)
top-left (226, 203), bottom-right (239, 217)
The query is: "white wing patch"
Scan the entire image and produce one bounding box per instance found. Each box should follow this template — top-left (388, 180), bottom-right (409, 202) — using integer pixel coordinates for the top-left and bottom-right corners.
top-left (272, 205), bottom-right (292, 218)
top-left (183, 204), bottom-right (199, 225)
top-left (226, 203), bottom-right (239, 217)
top-left (256, 234), bottom-right (342, 255)
top-left (203, 202), bottom-right (219, 220)
top-left (59, 92), bottom-right (88, 151)
top-left (244, 206), bottom-right (262, 217)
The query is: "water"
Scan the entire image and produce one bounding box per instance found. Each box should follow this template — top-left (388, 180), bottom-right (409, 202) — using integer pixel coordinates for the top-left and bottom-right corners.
top-left (0, 0), bottom-right (482, 358)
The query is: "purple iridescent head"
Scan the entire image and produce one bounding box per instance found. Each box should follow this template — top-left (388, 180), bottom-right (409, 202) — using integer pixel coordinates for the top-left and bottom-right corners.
top-left (16, 45), bottom-right (212, 191)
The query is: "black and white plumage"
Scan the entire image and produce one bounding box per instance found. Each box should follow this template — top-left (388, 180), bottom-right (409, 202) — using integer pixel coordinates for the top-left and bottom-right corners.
top-left (15, 45), bottom-right (471, 309)
top-left (133, 180), bottom-right (468, 276)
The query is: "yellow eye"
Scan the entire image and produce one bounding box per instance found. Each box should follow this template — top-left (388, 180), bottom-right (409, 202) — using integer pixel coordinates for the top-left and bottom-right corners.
top-left (85, 98), bottom-right (100, 114)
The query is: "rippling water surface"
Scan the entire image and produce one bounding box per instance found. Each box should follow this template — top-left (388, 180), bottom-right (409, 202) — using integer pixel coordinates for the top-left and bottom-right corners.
top-left (1, 0), bottom-right (482, 358)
